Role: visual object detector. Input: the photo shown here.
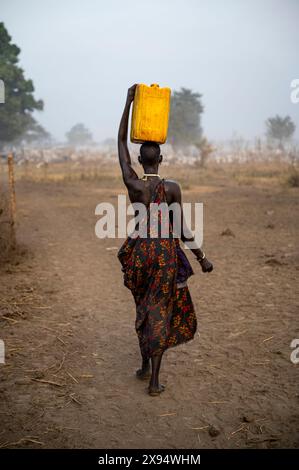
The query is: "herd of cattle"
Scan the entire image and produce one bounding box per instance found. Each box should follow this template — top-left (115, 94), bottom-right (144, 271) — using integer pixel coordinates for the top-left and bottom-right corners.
top-left (0, 143), bottom-right (297, 167)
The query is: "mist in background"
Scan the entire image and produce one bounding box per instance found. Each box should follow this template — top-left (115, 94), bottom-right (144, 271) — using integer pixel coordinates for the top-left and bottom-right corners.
top-left (1, 0), bottom-right (298, 143)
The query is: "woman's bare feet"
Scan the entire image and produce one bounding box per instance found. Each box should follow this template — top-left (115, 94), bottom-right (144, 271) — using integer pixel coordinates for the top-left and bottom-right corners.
top-left (148, 384), bottom-right (165, 396)
top-left (148, 352), bottom-right (164, 395)
top-left (136, 358), bottom-right (150, 380)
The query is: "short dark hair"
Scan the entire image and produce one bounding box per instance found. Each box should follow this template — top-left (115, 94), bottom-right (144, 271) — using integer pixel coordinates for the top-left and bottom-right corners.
top-left (140, 142), bottom-right (161, 165)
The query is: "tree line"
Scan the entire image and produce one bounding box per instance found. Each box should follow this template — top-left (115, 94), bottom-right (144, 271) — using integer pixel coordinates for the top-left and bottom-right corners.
top-left (0, 22), bottom-right (296, 153)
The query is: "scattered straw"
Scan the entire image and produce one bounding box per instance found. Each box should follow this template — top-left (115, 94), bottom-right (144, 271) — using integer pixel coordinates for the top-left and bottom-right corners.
top-left (190, 426), bottom-right (209, 431)
top-left (31, 378), bottom-right (66, 387)
top-left (0, 437), bottom-right (44, 448)
top-left (262, 336), bottom-right (274, 343)
top-left (67, 371), bottom-right (79, 383)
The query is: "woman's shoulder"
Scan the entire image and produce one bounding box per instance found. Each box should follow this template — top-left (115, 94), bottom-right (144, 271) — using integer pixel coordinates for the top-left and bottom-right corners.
top-left (163, 178), bottom-right (180, 188)
top-left (163, 179), bottom-right (182, 204)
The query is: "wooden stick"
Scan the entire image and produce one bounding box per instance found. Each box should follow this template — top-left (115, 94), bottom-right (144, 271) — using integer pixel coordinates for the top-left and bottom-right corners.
top-left (31, 378), bottom-right (66, 387)
top-left (67, 371), bottom-right (79, 383)
top-left (7, 153), bottom-right (16, 248)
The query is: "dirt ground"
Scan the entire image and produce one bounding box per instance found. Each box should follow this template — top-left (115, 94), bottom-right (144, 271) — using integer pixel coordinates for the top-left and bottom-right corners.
top-left (0, 163), bottom-right (299, 449)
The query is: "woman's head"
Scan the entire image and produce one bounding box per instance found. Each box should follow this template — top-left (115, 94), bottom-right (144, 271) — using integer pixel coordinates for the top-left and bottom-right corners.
top-left (138, 142), bottom-right (162, 168)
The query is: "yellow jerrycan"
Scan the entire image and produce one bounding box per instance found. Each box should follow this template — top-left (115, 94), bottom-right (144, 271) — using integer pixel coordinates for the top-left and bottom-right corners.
top-left (130, 83), bottom-right (171, 144)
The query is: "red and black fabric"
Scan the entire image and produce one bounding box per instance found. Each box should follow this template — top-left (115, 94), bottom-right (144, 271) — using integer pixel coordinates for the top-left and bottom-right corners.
top-left (118, 179), bottom-right (197, 359)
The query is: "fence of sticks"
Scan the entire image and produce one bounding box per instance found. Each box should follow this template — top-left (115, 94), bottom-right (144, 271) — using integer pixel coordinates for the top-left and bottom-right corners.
top-left (0, 153), bottom-right (17, 259)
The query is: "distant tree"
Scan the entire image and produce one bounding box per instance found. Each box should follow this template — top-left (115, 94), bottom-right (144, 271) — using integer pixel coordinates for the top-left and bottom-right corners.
top-left (168, 88), bottom-right (204, 148)
top-left (17, 116), bottom-right (53, 147)
top-left (194, 136), bottom-right (215, 168)
top-left (66, 123), bottom-right (93, 146)
top-left (266, 115), bottom-right (296, 148)
top-left (0, 22), bottom-right (44, 150)
top-left (102, 137), bottom-right (116, 147)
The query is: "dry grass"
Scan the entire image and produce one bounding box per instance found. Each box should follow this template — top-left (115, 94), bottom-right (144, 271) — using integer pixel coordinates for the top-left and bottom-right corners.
top-left (286, 170), bottom-right (299, 188)
top-left (0, 156), bottom-right (298, 261)
top-left (4, 158), bottom-right (296, 190)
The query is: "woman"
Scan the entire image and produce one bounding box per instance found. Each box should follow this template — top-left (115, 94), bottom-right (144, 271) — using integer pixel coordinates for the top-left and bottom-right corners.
top-left (117, 84), bottom-right (213, 396)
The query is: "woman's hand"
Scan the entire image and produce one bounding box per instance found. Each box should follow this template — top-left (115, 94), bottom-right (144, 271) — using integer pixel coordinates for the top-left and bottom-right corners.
top-left (199, 257), bottom-right (213, 273)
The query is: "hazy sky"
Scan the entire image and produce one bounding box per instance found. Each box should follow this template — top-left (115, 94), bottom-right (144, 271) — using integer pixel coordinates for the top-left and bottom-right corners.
top-left (1, 0), bottom-right (299, 143)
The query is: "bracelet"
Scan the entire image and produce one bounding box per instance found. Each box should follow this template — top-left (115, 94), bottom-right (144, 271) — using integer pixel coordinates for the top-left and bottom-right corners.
top-left (197, 252), bottom-right (206, 262)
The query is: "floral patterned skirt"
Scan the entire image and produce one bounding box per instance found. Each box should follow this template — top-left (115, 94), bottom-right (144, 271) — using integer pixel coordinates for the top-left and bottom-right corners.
top-left (118, 236), bottom-right (197, 359)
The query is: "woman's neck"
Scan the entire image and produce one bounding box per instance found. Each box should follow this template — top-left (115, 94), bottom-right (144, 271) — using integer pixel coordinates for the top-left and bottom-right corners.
top-left (142, 166), bottom-right (159, 175)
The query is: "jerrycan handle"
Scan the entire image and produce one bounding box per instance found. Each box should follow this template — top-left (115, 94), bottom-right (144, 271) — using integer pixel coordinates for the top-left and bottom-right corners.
top-left (150, 83), bottom-right (159, 88)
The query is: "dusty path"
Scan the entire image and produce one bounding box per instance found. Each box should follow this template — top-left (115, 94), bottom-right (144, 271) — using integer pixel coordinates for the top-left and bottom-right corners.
top-left (0, 175), bottom-right (298, 448)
